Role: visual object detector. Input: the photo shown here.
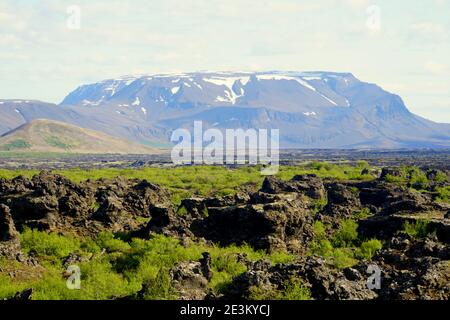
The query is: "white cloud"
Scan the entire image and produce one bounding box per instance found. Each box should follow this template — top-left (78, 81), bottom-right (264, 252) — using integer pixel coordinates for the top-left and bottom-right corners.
top-left (409, 22), bottom-right (448, 41)
top-left (344, 0), bottom-right (370, 10)
top-left (0, 0), bottom-right (449, 122)
top-left (424, 61), bottom-right (449, 75)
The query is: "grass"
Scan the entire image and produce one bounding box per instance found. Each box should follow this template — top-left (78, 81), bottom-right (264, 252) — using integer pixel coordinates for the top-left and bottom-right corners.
top-left (21, 229), bottom-right (81, 260)
top-left (310, 219), bottom-right (382, 268)
top-left (0, 162), bottom-right (375, 206)
top-left (1, 230), bottom-right (295, 300)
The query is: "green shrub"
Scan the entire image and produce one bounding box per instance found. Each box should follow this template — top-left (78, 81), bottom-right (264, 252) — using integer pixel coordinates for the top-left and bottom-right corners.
top-left (356, 160), bottom-right (370, 169)
top-left (139, 268), bottom-right (176, 300)
top-left (436, 186), bottom-right (450, 203)
top-left (409, 168), bottom-right (429, 189)
top-left (95, 232), bottom-right (131, 253)
top-left (20, 229), bottom-right (80, 259)
top-left (312, 198), bottom-right (328, 214)
top-left (331, 219), bottom-right (359, 248)
top-left (330, 248), bottom-right (357, 269)
top-left (283, 277), bottom-right (311, 300)
top-left (312, 221), bottom-right (326, 239)
top-left (176, 205), bottom-right (188, 215)
top-left (354, 207), bottom-right (372, 219)
top-left (434, 171), bottom-right (448, 183)
top-left (355, 239), bottom-right (382, 260)
top-left (248, 285), bottom-right (283, 300)
top-left (403, 220), bottom-right (431, 239)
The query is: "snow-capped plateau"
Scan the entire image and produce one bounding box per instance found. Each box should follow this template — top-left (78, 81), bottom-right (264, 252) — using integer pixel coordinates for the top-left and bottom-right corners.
top-left (1, 71), bottom-right (449, 148)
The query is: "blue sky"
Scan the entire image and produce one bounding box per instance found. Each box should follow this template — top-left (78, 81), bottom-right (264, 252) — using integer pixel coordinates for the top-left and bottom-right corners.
top-left (0, 0), bottom-right (449, 122)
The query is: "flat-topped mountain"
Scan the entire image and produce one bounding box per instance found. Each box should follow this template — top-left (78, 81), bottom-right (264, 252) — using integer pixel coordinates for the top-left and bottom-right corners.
top-left (1, 71), bottom-right (449, 148)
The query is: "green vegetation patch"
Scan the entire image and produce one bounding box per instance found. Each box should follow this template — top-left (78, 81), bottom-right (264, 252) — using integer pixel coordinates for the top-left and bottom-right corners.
top-left (44, 136), bottom-right (75, 150)
top-left (0, 162), bottom-right (376, 206)
top-left (309, 219), bottom-right (383, 269)
top-left (0, 139), bottom-right (32, 151)
top-left (402, 219), bottom-right (432, 239)
top-left (248, 276), bottom-right (311, 300)
top-left (1, 230), bottom-right (295, 300)
top-left (436, 186), bottom-right (450, 203)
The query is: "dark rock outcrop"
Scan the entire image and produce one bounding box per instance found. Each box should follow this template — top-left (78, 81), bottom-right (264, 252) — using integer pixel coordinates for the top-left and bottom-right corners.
top-left (169, 252), bottom-right (213, 300)
top-left (261, 175), bottom-right (325, 200)
top-left (225, 257), bottom-right (378, 300)
top-left (322, 183), bottom-right (361, 218)
top-left (0, 172), bottom-right (174, 237)
top-left (142, 188), bottom-right (314, 254)
top-left (6, 288), bottom-right (33, 301)
top-left (0, 204), bottom-right (21, 258)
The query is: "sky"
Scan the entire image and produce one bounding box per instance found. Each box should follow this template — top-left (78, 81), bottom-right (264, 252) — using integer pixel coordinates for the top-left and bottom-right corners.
top-left (0, 0), bottom-right (449, 123)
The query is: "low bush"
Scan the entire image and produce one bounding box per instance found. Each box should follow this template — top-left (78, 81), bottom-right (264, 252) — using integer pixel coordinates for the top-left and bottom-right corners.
top-left (331, 219), bottom-right (359, 248)
top-left (247, 277), bottom-right (312, 301)
top-left (436, 186), bottom-right (450, 203)
top-left (403, 220), bottom-right (432, 239)
top-left (355, 239), bottom-right (383, 260)
top-left (20, 229), bottom-right (80, 260)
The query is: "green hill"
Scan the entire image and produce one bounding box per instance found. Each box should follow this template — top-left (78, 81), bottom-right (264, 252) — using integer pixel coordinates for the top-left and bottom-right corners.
top-left (0, 119), bottom-right (162, 154)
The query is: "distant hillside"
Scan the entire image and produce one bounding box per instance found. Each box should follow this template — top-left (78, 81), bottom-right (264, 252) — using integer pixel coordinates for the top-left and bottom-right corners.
top-left (0, 119), bottom-right (161, 154)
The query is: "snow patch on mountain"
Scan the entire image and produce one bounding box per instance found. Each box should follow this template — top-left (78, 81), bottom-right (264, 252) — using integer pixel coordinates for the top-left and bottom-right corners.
top-left (203, 76), bottom-right (249, 104)
top-left (256, 74), bottom-right (316, 92)
top-left (319, 94), bottom-right (338, 106)
top-left (132, 97), bottom-right (140, 106)
top-left (171, 86), bottom-right (180, 94)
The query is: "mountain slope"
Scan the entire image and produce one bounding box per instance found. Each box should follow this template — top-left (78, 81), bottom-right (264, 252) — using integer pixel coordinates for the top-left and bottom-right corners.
top-left (0, 119), bottom-right (160, 154)
top-left (1, 71), bottom-right (449, 148)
